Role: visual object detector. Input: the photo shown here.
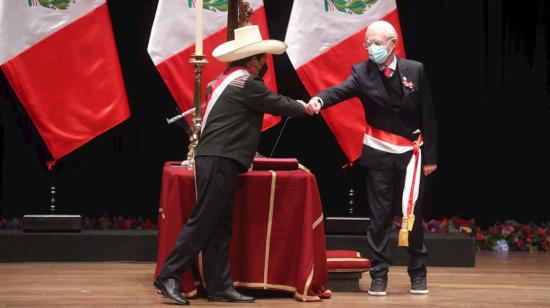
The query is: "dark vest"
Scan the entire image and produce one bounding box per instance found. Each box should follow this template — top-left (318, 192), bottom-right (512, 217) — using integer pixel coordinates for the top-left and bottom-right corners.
top-left (380, 68), bottom-right (403, 112)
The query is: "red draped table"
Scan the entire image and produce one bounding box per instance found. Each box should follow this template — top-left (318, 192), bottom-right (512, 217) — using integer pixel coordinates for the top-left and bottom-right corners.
top-left (154, 162), bottom-right (329, 301)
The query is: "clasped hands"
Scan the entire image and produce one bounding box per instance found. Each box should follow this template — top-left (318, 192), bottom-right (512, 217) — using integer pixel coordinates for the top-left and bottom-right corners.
top-left (297, 97), bottom-right (322, 116)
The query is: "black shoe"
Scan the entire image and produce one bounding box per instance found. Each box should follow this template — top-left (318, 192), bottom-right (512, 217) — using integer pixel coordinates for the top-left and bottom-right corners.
top-left (207, 289), bottom-right (255, 303)
top-left (410, 276), bottom-right (429, 294)
top-left (368, 276), bottom-right (387, 296)
top-left (153, 277), bottom-right (190, 305)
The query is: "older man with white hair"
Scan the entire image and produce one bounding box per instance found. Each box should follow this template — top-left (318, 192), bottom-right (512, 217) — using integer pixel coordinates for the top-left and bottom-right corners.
top-left (308, 20), bottom-right (438, 296)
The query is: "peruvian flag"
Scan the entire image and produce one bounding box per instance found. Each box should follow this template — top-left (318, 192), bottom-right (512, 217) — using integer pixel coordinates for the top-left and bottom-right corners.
top-left (148, 0), bottom-right (280, 131)
top-left (0, 0), bottom-right (131, 160)
top-left (285, 0), bottom-right (406, 162)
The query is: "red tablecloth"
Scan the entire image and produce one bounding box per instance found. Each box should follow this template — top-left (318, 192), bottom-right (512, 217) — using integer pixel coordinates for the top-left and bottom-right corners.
top-left (154, 162), bottom-right (328, 301)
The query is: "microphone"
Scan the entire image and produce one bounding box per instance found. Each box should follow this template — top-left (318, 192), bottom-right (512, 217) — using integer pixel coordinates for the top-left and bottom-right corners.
top-left (269, 116), bottom-right (292, 158)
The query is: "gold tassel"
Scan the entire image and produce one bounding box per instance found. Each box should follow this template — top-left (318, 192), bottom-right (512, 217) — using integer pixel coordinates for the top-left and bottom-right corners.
top-left (398, 216), bottom-right (409, 247)
top-left (407, 214), bottom-right (415, 231)
top-left (398, 227), bottom-right (409, 247)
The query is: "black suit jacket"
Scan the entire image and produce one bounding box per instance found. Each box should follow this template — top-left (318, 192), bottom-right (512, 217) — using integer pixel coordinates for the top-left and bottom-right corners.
top-left (317, 57), bottom-right (437, 170)
top-left (196, 74), bottom-right (306, 170)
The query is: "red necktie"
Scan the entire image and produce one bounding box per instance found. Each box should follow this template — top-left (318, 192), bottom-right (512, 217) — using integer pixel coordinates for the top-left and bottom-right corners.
top-left (383, 67), bottom-right (393, 78)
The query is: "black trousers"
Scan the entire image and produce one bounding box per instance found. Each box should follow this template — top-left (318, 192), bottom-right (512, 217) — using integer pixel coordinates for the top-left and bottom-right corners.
top-left (159, 156), bottom-right (240, 292)
top-left (366, 165), bottom-right (428, 279)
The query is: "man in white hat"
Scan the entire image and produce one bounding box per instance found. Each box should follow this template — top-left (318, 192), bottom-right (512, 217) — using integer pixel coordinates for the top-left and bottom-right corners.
top-left (154, 25), bottom-right (310, 305)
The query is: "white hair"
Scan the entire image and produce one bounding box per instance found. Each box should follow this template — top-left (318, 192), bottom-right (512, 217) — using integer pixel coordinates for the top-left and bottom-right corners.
top-left (366, 20), bottom-right (398, 40)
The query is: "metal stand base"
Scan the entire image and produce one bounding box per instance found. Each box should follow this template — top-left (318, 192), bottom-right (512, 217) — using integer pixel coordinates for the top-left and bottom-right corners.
top-left (324, 216), bottom-right (370, 235)
top-left (23, 215), bottom-right (81, 233)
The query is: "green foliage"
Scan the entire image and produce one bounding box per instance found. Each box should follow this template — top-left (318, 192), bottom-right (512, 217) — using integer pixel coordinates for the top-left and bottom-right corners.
top-left (326, 0), bottom-right (377, 15)
top-left (37, 0), bottom-right (72, 10)
top-left (204, 0), bottom-right (228, 12)
top-left (332, 0), bottom-right (348, 13)
top-left (347, 0), bottom-right (367, 15)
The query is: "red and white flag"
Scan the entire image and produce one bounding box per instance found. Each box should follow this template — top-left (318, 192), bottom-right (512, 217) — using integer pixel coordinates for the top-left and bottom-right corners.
top-left (148, 0), bottom-right (280, 131)
top-left (0, 0), bottom-right (131, 160)
top-left (285, 0), bottom-right (406, 162)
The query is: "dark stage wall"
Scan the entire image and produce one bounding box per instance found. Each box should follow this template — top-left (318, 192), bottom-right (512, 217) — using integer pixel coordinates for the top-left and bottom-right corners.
top-left (1, 0), bottom-right (549, 226)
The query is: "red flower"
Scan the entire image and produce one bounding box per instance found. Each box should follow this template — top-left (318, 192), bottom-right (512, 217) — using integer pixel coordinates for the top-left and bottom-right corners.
top-left (123, 220), bottom-right (132, 229)
top-left (476, 233), bottom-right (484, 241)
top-left (143, 219), bottom-right (153, 230)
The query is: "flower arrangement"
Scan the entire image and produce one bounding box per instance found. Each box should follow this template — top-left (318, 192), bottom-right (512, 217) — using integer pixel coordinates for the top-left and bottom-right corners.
top-left (2, 214), bottom-right (549, 252)
top-left (393, 217), bottom-right (550, 252)
top-left (81, 214), bottom-right (156, 230)
top-left (0, 215), bottom-right (155, 230)
top-left (0, 217), bottom-right (23, 230)
top-left (475, 220), bottom-right (550, 252)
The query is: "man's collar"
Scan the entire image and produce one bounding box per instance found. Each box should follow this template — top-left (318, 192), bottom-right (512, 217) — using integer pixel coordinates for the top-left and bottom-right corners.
top-left (378, 55), bottom-right (397, 71)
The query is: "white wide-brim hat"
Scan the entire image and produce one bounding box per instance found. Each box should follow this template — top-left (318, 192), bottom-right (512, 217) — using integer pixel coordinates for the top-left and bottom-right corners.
top-left (212, 25), bottom-right (287, 62)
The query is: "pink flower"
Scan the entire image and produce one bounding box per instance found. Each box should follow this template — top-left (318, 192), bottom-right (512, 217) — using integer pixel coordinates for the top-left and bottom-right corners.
top-left (502, 225), bottom-right (514, 236)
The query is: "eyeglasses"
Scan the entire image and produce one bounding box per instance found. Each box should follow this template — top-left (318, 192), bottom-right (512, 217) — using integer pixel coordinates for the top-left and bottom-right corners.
top-left (364, 38), bottom-right (395, 48)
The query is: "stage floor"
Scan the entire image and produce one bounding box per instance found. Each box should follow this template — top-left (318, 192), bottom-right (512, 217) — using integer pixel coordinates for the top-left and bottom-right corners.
top-left (0, 252), bottom-right (549, 307)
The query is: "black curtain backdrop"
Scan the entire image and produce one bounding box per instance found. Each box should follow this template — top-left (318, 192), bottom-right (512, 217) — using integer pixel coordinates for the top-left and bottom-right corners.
top-left (1, 0), bottom-right (548, 226)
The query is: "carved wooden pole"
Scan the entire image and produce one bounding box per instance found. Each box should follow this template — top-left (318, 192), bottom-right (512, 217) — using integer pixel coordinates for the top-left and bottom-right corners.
top-left (228, 0), bottom-right (253, 41)
top-left (227, 0), bottom-right (238, 40)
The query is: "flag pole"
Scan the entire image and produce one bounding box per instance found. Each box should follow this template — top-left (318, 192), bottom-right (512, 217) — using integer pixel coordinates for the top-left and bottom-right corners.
top-left (227, 0), bottom-right (238, 40)
top-left (23, 163), bottom-right (81, 232)
top-left (228, 0), bottom-right (253, 39)
top-left (182, 0), bottom-right (208, 168)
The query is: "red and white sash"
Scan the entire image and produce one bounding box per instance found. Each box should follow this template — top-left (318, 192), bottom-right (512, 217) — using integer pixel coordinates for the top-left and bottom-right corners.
top-left (363, 124), bottom-right (423, 247)
top-left (201, 68), bottom-right (250, 133)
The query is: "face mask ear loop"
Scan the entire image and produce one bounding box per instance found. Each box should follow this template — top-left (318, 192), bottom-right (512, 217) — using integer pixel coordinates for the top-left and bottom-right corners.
top-left (387, 38), bottom-right (396, 56)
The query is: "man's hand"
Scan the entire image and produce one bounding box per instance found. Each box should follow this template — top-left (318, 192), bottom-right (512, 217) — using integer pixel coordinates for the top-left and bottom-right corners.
top-left (306, 97), bottom-right (322, 115)
top-left (423, 164), bottom-right (437, 176)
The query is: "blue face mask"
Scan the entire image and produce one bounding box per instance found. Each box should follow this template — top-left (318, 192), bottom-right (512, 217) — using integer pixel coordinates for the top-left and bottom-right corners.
top-left (368, 43), bottom-right (393, 64)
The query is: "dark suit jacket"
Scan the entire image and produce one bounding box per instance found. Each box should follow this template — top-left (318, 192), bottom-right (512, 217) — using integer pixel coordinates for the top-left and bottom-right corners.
top-left (196, 74), bottom-right (305, 170)
top-left (317, 57), bottom-right (437, 170)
